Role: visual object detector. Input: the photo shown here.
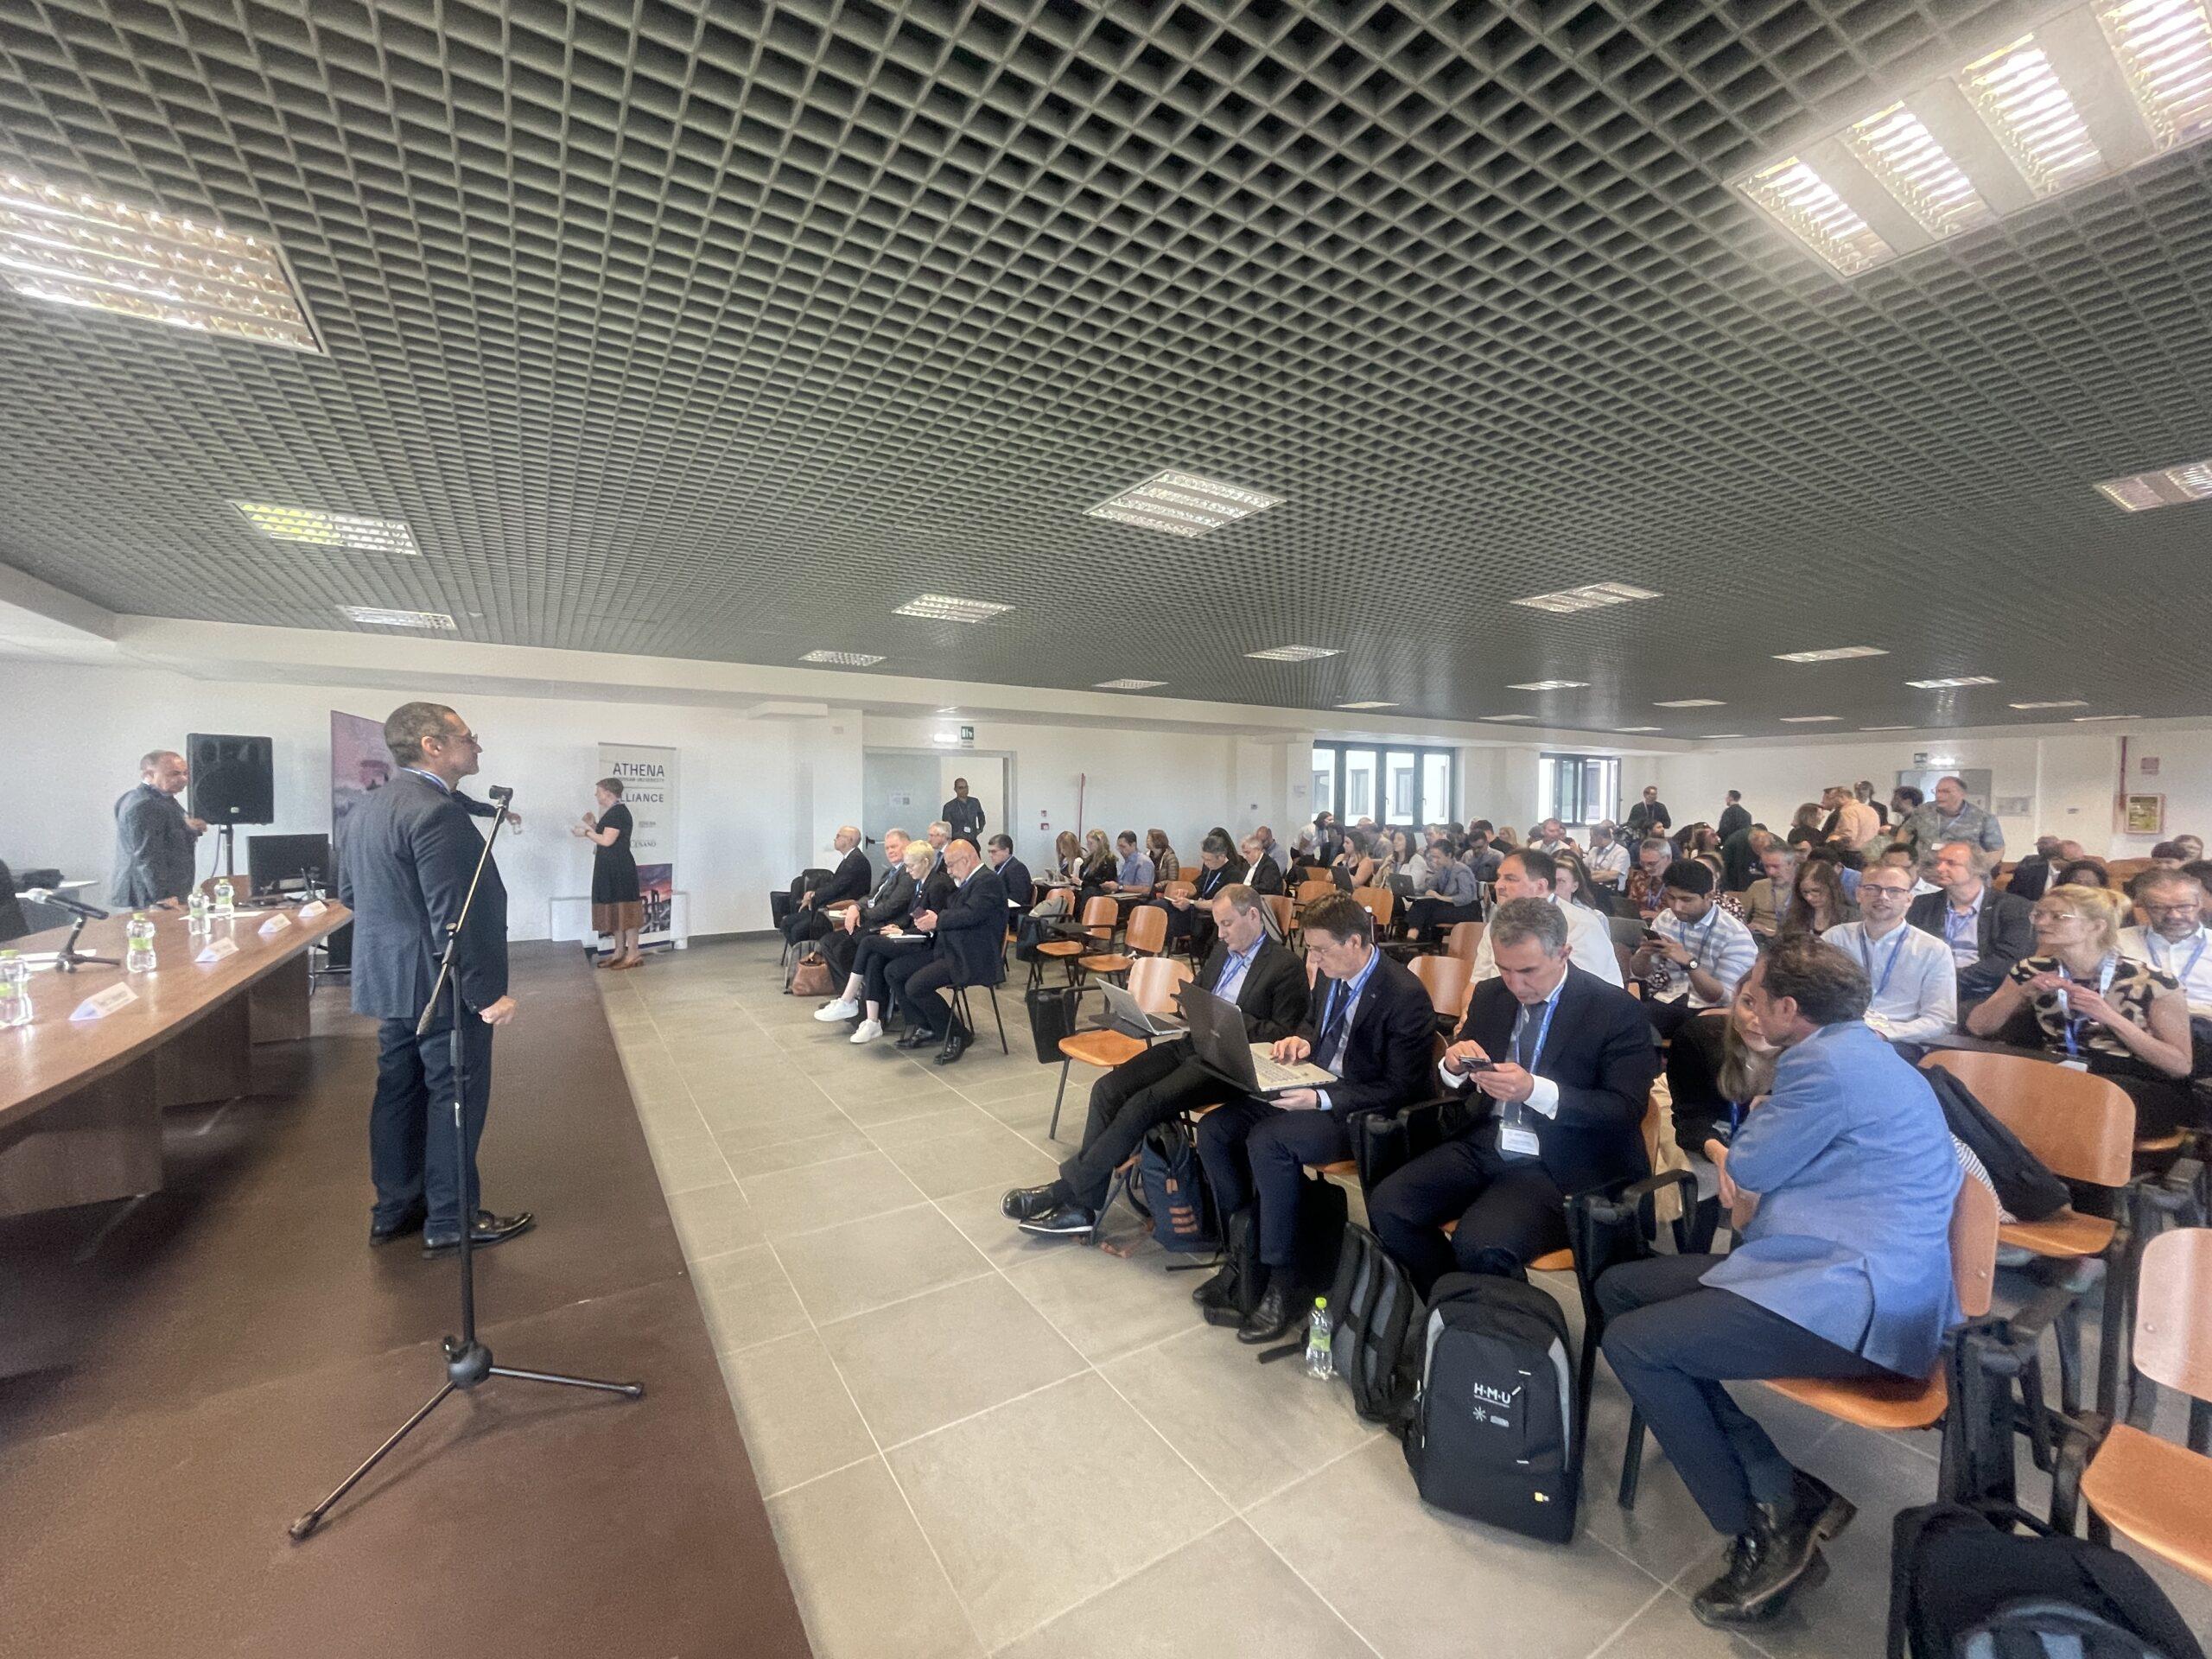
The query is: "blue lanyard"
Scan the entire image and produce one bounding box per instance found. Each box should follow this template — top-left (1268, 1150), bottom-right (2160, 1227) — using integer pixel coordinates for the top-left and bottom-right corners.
top-left (2057, 954), bottom-right (2118, 1057)
top-left (2148, 931), bottom-right (2207, 989)
top-left (1513, 989), bottom-right (1561, 1071)
top-left (1859, 925), bottom-right (1908, 1001)
top-left (1944, 900), bottom-right (1979, 948)
top-left (1673, 906), bottom-right (1721, 971)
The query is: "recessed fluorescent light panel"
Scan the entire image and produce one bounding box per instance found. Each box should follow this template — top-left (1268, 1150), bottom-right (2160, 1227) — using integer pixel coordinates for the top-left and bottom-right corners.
top-left (337, 606), bottom-right (454, 631)
top-left (1775, 645), bottom-right (1889, 663)
top-left (1614, 726), bottom-right (1662, 734)
top-left (2075, 713), bottom-right (2141, 721)
top-left (2095, 454), bottom-right (2212, 510)
top-left (1700, 734), bottom-right (1746, 740)
top-left (1481, 715), bottom-right (1535, 722)
top-left (1509, 581), bottom-right (1662, 615)
top-left (1738, 157), bottom-right (1896, 273)
top-left (1842, 105), bottom-right (1993, 238)
top-left (1780, 715), bottom-right (1843, 723)
top-left (234, 500), bottom-right (419, 555)
top-left (1654, 698), bottom-right (1726, 708)
top-left (1860, 724), bottom-right (1915, 730)
top-left (1959, 36), bottom-right (2108, 194)
top-left (1336, 701), bottom-right (1398, 710)
top-left (799, 650), bottom-right (885, 666)
top-left (894, 593), bottom-right (1011, 624)
top-left (2011, 698), bottom-right (2091, 709)
top-left (2101, 0), bottom-right (2212, 148)
top-left (1094, 678), bottom-right (1166, 690)
top-left (1507, 680), bottom-right (1589, 692)
top-left (1086, 470), bottom-right (1283, 537)
top-left (0, 175), bottom-right (321, 352)
top-left (1246, 645), bottom-right (1339, 662)
top-left (1906, 675), bottom-right (2000, 689)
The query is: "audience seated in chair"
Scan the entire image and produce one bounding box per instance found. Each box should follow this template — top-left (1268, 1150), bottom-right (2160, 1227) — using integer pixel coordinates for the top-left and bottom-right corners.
top-left (986, 834), bottom-right (1033, 916)
top-left (882, 836), bottom-right (1006, 1065)
top-left (1192, 893), bottom-right (1434, 1344)
top-left (1905, 841), bottom-right (2036, 1020)
top-left (1104, 830), bottom-right (1155, 897)
top-left (1817, 862), bottom-right (1957, 1047)
top-left (1597, 939), bottom-right (1962, 1629)
top-left (1740, 842), bottom-right (1801, 940)
top-left (1626, 836), bottom-right (1674, 919)
top-left (783, 824), bottom-right (870, 946)
top-left (1152, 831), bottom-right (1240, 956)
top-left (817, 840), bottom-right (940, 1040)
top-left (1466, 848), bottom-right (1623, 987)
top-left (1403, 844), bottom-right (1481, 939)
top-left (1367, 897), bottom-right (1658, 1295)
top-left (815, 828), bottom-right (914, 988)
top-left (1239, 834), bottom-right (1285, 896)
top-left (1631, 858), bottom-right (1758, 1042)
top-left (1001, 885), bottom-right (1307, 1237)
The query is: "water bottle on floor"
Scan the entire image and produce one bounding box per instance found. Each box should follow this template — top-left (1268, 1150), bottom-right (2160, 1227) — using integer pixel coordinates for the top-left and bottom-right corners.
top-left (0, 950), bottom-right (30, 1027)
top-left (126, 912), bottom-right (157, 973)
top-left (213, 879), bottom-right (234, 918)
top-left (1305, 1296), bottom-right (1333, 1380)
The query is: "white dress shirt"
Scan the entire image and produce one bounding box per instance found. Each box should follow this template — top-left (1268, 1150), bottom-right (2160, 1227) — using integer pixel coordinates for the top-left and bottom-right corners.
top-left (1468, 896), bottom-right (1624, 988)
top-left (1437, 973), bottom-right (1567, 1123)
top-left (1821, 918), bottom-right (1959, 1043)
top-left (1586, 842), bottom-right (1630, 888)
top-left (2121, 925), bottom-right (2212, 1017)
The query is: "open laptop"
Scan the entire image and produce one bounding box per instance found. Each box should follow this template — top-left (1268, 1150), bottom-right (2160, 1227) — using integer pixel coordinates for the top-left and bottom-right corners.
top-left (1177, 982), bottom-right (1336, 1096)
top-left (1096, 977), bottom-right (1185, 1039)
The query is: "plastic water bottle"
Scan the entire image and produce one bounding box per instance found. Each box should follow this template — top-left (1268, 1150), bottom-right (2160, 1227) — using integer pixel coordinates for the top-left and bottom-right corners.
top-left (0, 950), bottom-right (30, 1028)
top-left (188, 891), bottom-right (209, 937)
top-left (213, 878), bottom-right (235, 918)
top-left (1304, 1296), bottom-right (1333, 1381)
top-left (126, 912), bottom-right (157, 973)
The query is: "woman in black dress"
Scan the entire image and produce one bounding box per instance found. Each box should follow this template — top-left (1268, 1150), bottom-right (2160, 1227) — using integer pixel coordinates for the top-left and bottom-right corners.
top-left (572, 777), bottom-right (643, 969)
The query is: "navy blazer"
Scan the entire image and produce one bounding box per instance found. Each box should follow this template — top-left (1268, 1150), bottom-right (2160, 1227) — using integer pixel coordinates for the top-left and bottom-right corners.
top-left (1906, 886), bottom-right (2036, 1001)
top-left (857, 865), bottom-right (917, 931)
top-left (817, 846), bottom-right (873, 907)
top-left (927, 867), bottom-right (1007, 986)
top-left (1443, 966), bottom-right (1657, 1197)
top-left (1198, 936), bottom-right (1308, 1042)
top-left (338, 770), bottom-right (508, 1020)
top-left (994, 855), bottom-right (1033, 910)
top-left (1246, 855), bottom-right (1286, 896)
top-left (110, 783), bottom-right (200, 906)
top-left (1300, 951), bottom-right (1436, 1118)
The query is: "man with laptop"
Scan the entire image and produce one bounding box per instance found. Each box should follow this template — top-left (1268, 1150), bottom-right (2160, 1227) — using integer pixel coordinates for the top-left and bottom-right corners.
top-left (1192, 893), bottom-right (1435, 1344)
top-left (1001, 886), bottom-right (1306, 1239)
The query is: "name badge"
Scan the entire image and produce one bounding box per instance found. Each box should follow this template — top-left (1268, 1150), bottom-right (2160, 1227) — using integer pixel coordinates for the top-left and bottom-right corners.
top-left (71, 982), bottom-right (140, 1021)
top-left (1499, 1124), bottom-right (1541, 1159)
top-left (196, 938), bottom-right (241, 963)
top-left (297, 900), bottom-right (328, 918)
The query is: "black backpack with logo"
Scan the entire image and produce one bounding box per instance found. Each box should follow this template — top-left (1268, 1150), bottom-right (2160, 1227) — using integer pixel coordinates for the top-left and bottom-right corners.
top-left (1321, 1224), bottom-right (1422, 1426)
top-left (1402, 1271), bottom-right (1580, 1543)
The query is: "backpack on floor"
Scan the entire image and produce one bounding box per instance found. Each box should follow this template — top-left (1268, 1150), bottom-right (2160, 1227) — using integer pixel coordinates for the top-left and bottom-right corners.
top-left (1133, 1118), bottom-right (1217, 1254)
top-left (1923, 1067), bottom-right (2069, 1223)
top-left (1322, 1223), bottom-right (1422, 1426)
top-left (1210, 1176), bottom-right (1349, 1334)
top-left (1888, 1503), bottom-right (2205, 1659)
top-left (784, 942), bottom-right (836, 997)
top-left (1402, 1271), bottom-right (1580, 1543)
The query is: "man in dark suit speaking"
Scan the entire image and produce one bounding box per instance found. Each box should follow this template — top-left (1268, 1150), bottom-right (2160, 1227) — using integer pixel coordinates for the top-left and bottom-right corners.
top-left (887, 835), bottom-right (1006, 1065)
top-left (338, 702), bottom-right (532, 1256)
top-left (1001, 884), bottom-right (1308, 1237)
top-left (1368, 897), bottom-right (1659, 1294)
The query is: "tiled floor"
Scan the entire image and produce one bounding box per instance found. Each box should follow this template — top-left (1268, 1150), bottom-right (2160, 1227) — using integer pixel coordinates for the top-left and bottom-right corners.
top-left (602, 938), bottom-right (2212, 1659)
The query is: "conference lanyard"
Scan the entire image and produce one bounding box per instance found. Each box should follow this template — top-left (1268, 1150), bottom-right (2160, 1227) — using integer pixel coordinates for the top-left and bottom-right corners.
top-left (1512, 988), bottom-right (1561, 1071)
top-left (1675, 906), bottom-right (1722, 975)
top-left (2056, 953), bottom-right (2119, 1058)
top-left (1858, 925), bottom-right (1909, 1001)
top-left (1937, 809), bottom-right (1973, 842)
top-left (2149, 930), bottom-right (2208, 990)
top-left (1944, 900), bottom-right (1980, 952)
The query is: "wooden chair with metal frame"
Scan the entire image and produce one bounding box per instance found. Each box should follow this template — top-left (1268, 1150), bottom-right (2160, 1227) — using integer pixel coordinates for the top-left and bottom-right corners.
top-left (1408, 953), bottom-right (1475, 1027)
top-left (1078, 899), bottom-right (1167, 986)
top-left (1444, 919), bottom-right (1484, 963)
top-left (2068, 1226), bottom-right (2212, 1582)
top-left (1921, 1049), bottom-right (2141, 1420)
top-left (1027, 894), bottom-right (1119, 992)
top-left (1351, 885), bottom-right (1395, 939)
top-left (1260, 893), bottom-right (1294, 943)
top-left (1048, 954), bottom-right (1193, 1139)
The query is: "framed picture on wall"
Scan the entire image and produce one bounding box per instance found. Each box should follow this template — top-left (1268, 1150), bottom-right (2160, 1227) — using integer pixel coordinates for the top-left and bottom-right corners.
top-left (2125, 793), bottom-right (2165, 836)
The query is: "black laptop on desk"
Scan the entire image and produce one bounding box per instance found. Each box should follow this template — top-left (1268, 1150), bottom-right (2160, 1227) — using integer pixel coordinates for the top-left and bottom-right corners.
top-left (1178, 982), bottom-right (1336, 1097)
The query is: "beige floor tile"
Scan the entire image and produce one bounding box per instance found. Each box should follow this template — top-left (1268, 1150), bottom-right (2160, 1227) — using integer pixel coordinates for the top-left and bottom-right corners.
top-left (739, 1151), bottom-right (928, 1239)
top-left (717, 1331), bottom-right (878, 1497)
top-left (733, 1123), bottom-right (878, 1177)
top-left (775, 1204), bottom-right (994, 1325)
top-left (1100, 1324), bottom-right (1379, 1510)
top-left (819, 1274), bottom-right (1086, 1447)
top-left (886, 1372), bottom-right (1229, 1649)
top-left (996, 1518), bottom-right (1376, 1659)
top-left (650, 1144), bottom-right (734, 1198)
top-left (876, 1121), bottom-right (1063, 1199)
top-left (1247, 1438), bottom-right (1665, 1658)
top-left (1586, 1588), bottom-right (1760, 1659)
top-left (1005, 1239), bottom-right (1206, 1362)
top-left (691, 1243), bottom-right (810, 1354)
top-left (861, 1103), bottom-right (1002, 1149)
top-left (931, 1183), bottom-right (1150, 1272)
top-left (766, 1457), bottom-right (983, 1659)
top-left (707, 1096), bottom-right (854, 1154)
top-left (836, 1083), bottom-right (971, 1129)
top-left (662, 1182), bottom-right (766, 1260)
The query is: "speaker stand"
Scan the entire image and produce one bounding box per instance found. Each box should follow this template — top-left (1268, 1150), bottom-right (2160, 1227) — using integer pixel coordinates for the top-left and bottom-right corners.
top-left (216, 824), bottom-right (238, 879)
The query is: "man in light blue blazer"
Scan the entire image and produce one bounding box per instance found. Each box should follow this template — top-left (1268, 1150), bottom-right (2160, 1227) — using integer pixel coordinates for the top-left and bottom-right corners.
top-left (1598, 936), bottom-right (1961, 1631)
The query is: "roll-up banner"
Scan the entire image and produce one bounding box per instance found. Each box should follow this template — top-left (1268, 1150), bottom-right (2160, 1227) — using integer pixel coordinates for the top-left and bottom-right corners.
top-left (599, 743), bottom-right (678, 944)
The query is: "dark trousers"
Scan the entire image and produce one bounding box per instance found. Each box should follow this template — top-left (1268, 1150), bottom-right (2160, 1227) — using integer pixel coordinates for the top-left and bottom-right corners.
top-left (1367, 1135), bottom-right (1569, 1295)
top-left (1598, 1255), bottom-right (1891, 1536)
top-left (1406, 897), bottom-right (1483, 937)
top-left (890, 951), bottom-right (963, 1041)
top-left (785, 906), bottom-right (835, 946)
top-left (855, 934), bottom-right (928, 1009)
top-left (1061, 1046), bottom-right (1231, 1210)
top-left (823, 924), bottom-right (865, 983)
top-left (371, 1013), bottom-right (493, 1233)
top-left (1195, 1097), bottom-right (1351, 1268)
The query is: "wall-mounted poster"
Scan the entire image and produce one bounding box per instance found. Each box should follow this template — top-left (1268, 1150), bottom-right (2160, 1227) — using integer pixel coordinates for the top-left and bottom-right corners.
top-left (2125, 793), bottom-right (2165, 836)
top-left (599, 743), bottom-right (678, 945)
top-left (331, 709), bottom-right (391, 847)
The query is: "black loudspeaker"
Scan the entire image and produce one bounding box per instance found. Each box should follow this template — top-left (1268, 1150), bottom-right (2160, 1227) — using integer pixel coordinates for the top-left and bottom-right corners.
top-left (188, 733), bottom-right (275, 824)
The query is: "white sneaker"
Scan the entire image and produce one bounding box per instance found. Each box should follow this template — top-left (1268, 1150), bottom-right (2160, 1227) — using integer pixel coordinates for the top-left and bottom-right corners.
top-left (814, 998), bottom-right (860, 1022)
top-left (849, 1019), bottom-right (883, 1044)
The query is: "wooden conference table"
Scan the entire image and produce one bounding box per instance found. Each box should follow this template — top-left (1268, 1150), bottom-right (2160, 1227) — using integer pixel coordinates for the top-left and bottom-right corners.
top-left (0, 900), bottom-right (350, 1217)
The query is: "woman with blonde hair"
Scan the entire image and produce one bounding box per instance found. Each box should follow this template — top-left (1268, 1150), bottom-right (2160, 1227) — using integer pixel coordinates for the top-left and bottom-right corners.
top-left (1968, 883), bottom-right (2196, 1137)
top-left (1077, 830), bottom-right (1116, 903)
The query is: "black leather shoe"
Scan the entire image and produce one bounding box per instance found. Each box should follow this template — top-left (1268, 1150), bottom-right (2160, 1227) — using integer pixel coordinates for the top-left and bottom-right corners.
top-left (1191, 1262), bottom-right (1243, 1309)
top-left (1001, 1183), bottom-right (1067, 1223)
top-left (935, 1027), bottom-right (970, 1065)
top-left (422, 1210), bottom-right (536, 1255)
top-left (1790, 1469), bottom-right (1856, 1542)
top-left (1236, 1277), bottom-right (1301, 1344)
top-left (1690, 1501), bottom-right (1826, 1628)
top-left (1017, 1203), bottom-right (1098, 1237)
top-left (370, 1203), bottom-right (427, 1247)
top-left (894, 1027), bottom-right (930, 1050)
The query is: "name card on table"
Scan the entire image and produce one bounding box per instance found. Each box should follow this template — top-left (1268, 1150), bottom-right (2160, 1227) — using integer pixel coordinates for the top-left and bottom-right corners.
top-left (196, 938), bottom-right (240, 964)
top-left (71, 982), bottom-right (140, 1021)
top-left (297, 900), bottom-right (328, 918)
top-left (258, 913), bottom-right (292, 936)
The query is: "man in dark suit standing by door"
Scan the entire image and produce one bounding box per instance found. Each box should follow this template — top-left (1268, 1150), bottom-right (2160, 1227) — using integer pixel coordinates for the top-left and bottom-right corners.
top-left (1001, 885), bottom-right (1308, 1237)
top-left (1368, 898), bottom-right (1658, 1294)
top-left (339, 702), bottom-right (532, 1255)
top-left (887, 836), bottom-right (1005, 1064)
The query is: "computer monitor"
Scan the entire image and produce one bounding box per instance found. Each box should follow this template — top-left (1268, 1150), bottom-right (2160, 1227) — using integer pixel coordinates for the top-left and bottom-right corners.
top-left (248, 832), bottom-right (332, 897)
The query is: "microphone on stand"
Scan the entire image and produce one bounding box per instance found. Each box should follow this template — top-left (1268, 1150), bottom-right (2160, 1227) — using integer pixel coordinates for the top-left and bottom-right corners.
top-left (22, 888), bottom-right (111, 920)
top-left (488, 785), bottom-right (515, 804)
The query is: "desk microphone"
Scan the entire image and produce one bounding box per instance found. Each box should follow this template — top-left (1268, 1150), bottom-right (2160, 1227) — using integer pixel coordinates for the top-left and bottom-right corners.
top-left (22, 888), bottom-right (111, 920)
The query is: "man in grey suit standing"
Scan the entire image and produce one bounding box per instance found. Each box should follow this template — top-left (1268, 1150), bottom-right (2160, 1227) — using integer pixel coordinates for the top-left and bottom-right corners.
top-left (111, 748), bottom-right (207, 906)
top-left (338, 702), bottom-right (532, 1255)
